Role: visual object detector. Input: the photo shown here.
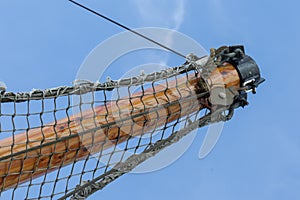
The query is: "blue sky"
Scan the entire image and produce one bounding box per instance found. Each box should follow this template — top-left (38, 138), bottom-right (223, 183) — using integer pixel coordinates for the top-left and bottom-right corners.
top-left (1, 0), bottom-right (300, 200)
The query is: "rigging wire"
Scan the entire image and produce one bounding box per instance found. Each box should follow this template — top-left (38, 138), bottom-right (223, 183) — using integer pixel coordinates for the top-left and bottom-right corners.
top-left (68, 0), bottom-right (188, 60)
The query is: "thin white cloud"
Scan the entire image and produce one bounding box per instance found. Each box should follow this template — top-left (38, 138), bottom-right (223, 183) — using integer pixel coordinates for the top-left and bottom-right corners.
top-left (172, 0), bottom-right (185, 30)
top-left (134, 0), bottom-right (186, 30)
top-left (133, 0), bottom-right (187, 64)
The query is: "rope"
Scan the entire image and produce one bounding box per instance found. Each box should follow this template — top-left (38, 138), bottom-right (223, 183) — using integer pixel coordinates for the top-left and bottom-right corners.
top-left (68, 0), bottom-right (188, 60)
top-left (0, 62), bottom-right (199, 103)
top-left (64, 108), bottom-right (232, 200)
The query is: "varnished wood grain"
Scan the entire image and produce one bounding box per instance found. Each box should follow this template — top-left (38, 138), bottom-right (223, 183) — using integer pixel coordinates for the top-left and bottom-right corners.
top-left (0, 62), bottom-right (240, 190)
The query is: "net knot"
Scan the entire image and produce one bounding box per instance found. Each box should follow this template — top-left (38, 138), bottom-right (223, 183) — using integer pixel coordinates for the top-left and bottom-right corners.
top-left (0, 81), bottom-right (7, 95)
top-left (72, 79), bottom-right (96, 94)
top-left (70, 181), bottom-right (99, 200)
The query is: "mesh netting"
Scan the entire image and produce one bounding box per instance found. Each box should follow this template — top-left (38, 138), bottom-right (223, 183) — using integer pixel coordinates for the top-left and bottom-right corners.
top-left (0, 54), bottom-right (237, 199)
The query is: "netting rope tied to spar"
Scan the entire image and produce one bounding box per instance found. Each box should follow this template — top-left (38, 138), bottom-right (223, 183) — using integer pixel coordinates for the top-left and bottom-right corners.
top-left (0, 46), bottom-right (264, 199)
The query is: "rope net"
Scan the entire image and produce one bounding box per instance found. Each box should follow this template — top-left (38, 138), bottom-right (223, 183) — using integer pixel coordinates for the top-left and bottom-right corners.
top-left (0, 46), bottom-right (262, 199)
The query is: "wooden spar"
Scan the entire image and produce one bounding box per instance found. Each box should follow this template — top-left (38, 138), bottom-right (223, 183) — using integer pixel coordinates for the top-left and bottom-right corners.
top-left (0, 63), bottom-right (240, 190)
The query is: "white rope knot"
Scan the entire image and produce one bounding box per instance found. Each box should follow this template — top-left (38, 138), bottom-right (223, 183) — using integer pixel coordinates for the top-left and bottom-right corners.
top-left (0, 81), bottom-right (7, 94)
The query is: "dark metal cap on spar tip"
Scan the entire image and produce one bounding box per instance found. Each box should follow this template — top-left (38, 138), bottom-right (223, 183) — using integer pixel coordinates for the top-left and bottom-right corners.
top-left (223, 45), bottom-right (265, 93)
top-left (236, 55), bottom-right (265, 91)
